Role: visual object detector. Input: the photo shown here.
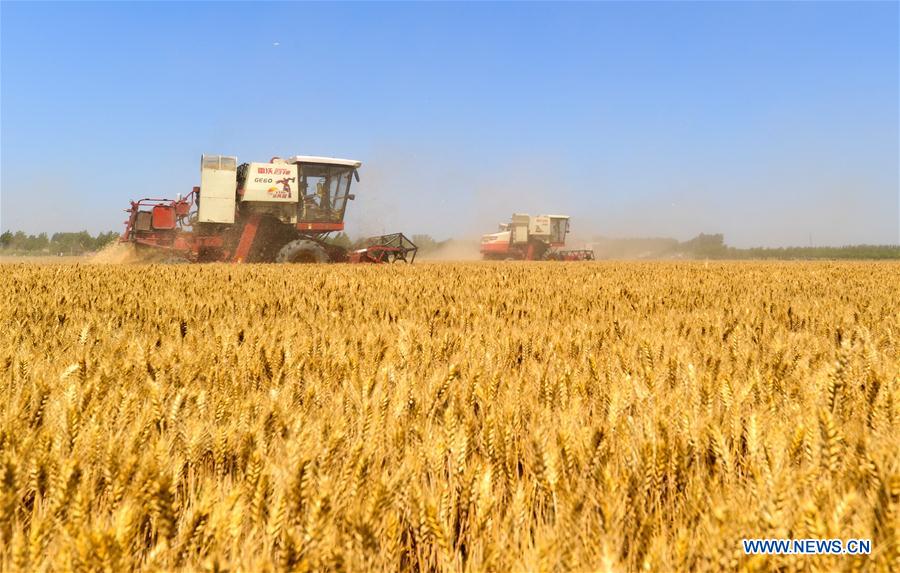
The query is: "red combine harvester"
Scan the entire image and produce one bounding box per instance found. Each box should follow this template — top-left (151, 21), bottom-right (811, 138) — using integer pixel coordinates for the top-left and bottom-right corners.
top-left (480, 213), bottom-right (594, 261)
top-left (121, 155), bottom-right (417, 263)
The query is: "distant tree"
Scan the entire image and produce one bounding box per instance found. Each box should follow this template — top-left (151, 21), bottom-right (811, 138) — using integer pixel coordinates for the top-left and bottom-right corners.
top-left (50, 233), bottom-right (73, 255)
top-left (76, 231), bottom-right (92, 251)
top-left (51, 232), bottom-right (80, 254)
top-left (93, 231), bottom-right (119, 250)
top-left (326, 232), bottom-right (353, 249)
top-left (411, 234), bottom-right (449, 254)
top-left (33, 232), bottom-right (49, 252)
top-left (411, 234), bottom-right (436, 250)
top-left (680, 233), bottom-right (727, 258)
top-left (2, 230), bottom-right (123, 253)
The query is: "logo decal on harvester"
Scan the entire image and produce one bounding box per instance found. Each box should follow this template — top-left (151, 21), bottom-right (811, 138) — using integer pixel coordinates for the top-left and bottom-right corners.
top-left (268, 177), bottom-right (295, 199)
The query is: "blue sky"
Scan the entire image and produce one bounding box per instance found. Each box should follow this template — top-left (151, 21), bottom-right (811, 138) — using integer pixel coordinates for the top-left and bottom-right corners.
top-left (1, 1), bottom-right (897, 246)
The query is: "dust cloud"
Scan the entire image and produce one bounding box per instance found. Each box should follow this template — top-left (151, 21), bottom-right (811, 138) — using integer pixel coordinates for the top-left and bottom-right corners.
top-left (344, 142), bottom-right (899, 250)
top-left (417, 239), bottom-right (481, 261)
top-left (90, 242), bottom-right (139, 264)
top-left (90, 242), bottom-right (181, 264)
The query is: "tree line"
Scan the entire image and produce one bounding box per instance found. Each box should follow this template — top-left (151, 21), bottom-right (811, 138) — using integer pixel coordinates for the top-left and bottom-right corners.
top-left (0, 230), bottom-right (120, 255)
top-left (3, 228), bottom-right (897, 260)
top-left (592, 233), bottom-right (900, 260)
top-left (678, 233), bottom-right (900, 260)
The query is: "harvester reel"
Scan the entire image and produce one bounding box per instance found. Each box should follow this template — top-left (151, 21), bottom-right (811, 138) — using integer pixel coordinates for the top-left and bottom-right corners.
top-left (276, 239), bottom-right (330, 264)
top-left (349, 233), bottom-right (418, 264)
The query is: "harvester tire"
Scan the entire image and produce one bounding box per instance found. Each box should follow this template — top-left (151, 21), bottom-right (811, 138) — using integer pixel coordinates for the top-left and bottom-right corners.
top-left (276, 239), bottom-right (330, 264)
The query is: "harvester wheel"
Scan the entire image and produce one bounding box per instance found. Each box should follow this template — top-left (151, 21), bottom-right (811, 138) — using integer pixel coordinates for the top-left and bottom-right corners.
top-left (276, 239), bottom-right (330, 264)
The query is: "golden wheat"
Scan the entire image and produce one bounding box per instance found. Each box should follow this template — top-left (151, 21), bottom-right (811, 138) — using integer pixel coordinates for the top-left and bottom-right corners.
top-left (0, 261), bottom-right (898, 572)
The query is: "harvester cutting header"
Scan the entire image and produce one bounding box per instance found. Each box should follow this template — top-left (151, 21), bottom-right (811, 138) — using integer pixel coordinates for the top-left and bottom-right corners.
top-left (121, 155), bottom-right (417, 263)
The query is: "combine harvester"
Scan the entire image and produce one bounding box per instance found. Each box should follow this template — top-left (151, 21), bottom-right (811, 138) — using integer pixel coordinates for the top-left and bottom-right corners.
top-left (120, 155), bottom-right (417, 263)
top-left (480, 213), bottom-right (594, 261)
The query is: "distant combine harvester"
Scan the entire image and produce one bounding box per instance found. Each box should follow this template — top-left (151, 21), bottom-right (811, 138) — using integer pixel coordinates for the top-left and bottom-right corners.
top-left (480, 214), bottom-right (594, 261)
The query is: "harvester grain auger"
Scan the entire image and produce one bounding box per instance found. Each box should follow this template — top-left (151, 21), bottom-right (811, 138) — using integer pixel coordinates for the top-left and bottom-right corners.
top-left (120, 155), bottom-right (417, 263)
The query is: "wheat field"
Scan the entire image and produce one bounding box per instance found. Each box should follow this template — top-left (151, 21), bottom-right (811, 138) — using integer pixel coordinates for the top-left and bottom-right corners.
top-left (1, 261), bottom-right (898, 572)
